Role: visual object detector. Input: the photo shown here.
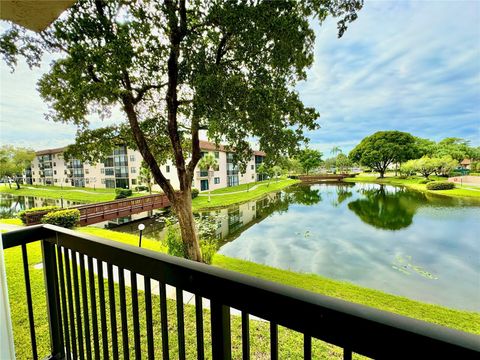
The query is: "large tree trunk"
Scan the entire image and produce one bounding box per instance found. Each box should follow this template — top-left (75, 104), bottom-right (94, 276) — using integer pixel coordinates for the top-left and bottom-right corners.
top-left (15, 179), bottom-right (20, 190)
top-left (173, 190), bottom-right (202, 262)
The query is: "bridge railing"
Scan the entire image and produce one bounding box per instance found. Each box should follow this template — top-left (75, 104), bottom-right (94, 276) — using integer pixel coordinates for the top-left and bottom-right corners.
top-left (2, 224), bottom-right (479, 360)
top-left (24, 194), bottom-right (171, 226)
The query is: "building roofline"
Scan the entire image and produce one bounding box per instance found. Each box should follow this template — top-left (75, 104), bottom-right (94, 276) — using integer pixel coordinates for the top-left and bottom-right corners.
top-left (33, 141), bottom-right (266, 157)
top-left (35, 147), bottom-right (68, 156)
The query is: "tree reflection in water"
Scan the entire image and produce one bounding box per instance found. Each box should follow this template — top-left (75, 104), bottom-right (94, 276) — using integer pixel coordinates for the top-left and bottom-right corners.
top-left (347, 185), bottom-right (423, 230)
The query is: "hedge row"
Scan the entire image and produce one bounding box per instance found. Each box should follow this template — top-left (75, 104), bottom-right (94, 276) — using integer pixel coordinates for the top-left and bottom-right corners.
top-left (115, 188), bottom-right (133, 199)
top-left (41, 209), bottom-right (81, 229)
top-left (426, 181), bottom-right (455, 190)
top-left (18, 206), bottom-right (60, 224)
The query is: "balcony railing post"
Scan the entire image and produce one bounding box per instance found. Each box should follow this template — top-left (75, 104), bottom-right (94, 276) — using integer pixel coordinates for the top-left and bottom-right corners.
top-left (42, 239), bottom-right (65, 359)
top-left (210, 301), bottom-right (232, 360)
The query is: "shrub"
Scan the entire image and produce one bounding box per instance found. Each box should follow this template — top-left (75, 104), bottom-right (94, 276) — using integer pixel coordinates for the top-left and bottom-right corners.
top-left (18, 206), bottom-right (60, 224)
top-left (191, 188), bottom-right (199, 199)
top-left (41, 209), bottom-right (81, 228)
top-left (164, 223), bottom-right (186, 258)
top-left (200, 239), bottom-right (218, 265)
top-left (426, 181), bottom-right (455, 190)
top-left (135, 185), bottom-right (149, 192)
top-left (115, 188), bottom-right (133, 199)
top-left (418, 179), bottom-right (432, 184)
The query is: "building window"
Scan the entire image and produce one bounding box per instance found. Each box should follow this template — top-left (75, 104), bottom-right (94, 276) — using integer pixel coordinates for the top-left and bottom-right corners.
top-left (85, 169), bottom-right (89, 174)
top-left (54, 179), bottom-right (58, 183)
top-left (130, 155), bottom-right (135, 162)
top-left (101, 168), bottom-right (105, 174)
top-left (32, 171), bottom-right (35, 175)
top-left (166, 165), bottom-right (170, 173)
top-left (131, 167), bottom-right (136, 174)
top-left (251, 164), bottom-right (254, 170)
top-left (86, 179), bottom-right (90, 184)
top-left (252, 174), bottom-right (254, 179)
top-left (33, 179), bottom-right (35, 182)
top-left (53, 162), bottom-right (56, 166)
top-left (214, 177), bottom-right (220, 184)
top-left (214, 151), bottom-right (219, 159)
top-left (131, 179), bottom-right (137, 185)
top-left (54, 170), bottom-right (57, 175)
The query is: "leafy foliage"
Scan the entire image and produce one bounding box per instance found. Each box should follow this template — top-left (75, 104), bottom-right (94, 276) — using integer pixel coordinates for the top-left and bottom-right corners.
top-left (191, 188), bottom-right (199, 199)
top-left (41, 209), bottom-right (81, 228)
top-left (115, 188), bottom-right (133, 199)
top-left (297, 148), bottom-right (323, 174)
top-left (349, 131), bottom-right (416, 178)
top-left (0, 145), bottom-right (35, 188)
top-left (18, 206), bottom-right (60, 224)
top-left (426, 181), bottom-right (455, 190)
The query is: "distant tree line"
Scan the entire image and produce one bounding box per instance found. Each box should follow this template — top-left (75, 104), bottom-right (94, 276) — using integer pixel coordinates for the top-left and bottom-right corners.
top-left (259, 132), bottom-right (479, 178)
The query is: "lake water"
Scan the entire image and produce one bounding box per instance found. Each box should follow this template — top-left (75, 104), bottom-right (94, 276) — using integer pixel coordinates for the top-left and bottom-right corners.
top-left (0, 193), bottom-right (82, 218)
top-left (3, 184), bottom-right (479, 311)
top-left (112, 182), bottom-right (480, 311)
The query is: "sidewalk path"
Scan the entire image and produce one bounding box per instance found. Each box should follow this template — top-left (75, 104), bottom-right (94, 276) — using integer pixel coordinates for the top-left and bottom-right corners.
top-left (198, 183), bottom-right (274, 197)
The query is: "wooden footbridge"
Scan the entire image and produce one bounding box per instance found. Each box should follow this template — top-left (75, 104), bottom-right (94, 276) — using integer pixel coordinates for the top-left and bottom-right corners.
top-left (298, 174), bottom-right (357, 182)
top-left (24, 194), bottom-right (171, 226)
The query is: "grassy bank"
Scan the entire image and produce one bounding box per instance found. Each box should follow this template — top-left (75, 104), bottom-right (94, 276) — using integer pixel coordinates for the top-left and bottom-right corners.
top-left (344, 175), bottom-right (480, 199)
top-left (0, 184), bottom-right (145, 203)
top-left (192, 178), bottom-right (299, 210)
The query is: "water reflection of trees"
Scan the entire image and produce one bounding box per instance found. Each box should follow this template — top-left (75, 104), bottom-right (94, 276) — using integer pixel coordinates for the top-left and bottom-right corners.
top-left (347, 186), bottom-right (422, 230)
top-left (283, 184), bottom-right (322, 206)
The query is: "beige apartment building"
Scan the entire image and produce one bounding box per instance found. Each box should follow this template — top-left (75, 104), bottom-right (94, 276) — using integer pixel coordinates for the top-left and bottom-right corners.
top-left (27, 141), bottom-right (265, 191)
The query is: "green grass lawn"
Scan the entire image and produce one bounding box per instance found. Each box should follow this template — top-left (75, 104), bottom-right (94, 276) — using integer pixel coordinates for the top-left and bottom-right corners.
top-left (344, 175), bottom-right (480, 199)
top-left (3, 226), bottom-right (350, 359)
top-left (192, 179), bottom-right (299, 210)
top-left (0, 183), bottom-right (147, 203)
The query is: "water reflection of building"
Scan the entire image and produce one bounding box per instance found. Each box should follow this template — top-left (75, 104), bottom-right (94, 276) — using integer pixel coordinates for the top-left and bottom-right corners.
top-left (0, 194), bottom-right (80, 217)
top-left (198, 192), bottom-right (283, 242)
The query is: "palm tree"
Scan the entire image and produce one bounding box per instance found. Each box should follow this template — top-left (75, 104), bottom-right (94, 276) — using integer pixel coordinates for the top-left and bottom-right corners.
top-left (198, 154), bottom-right (218, 202)
top-left (331, 146), bottom-right (342, 156)
top-left (138, 161), bottom-right (153, 194)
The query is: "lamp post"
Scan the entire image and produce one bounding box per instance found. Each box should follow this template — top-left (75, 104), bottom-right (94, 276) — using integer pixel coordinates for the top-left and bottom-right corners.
top-left (138, 223), bottom-right (145, 247)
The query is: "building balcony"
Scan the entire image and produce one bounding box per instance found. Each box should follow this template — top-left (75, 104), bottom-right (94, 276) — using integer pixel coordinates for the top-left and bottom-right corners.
top-left (1, 225), bottom-right (478, 360)
top-left (196, 170), bottom-right (212, 178)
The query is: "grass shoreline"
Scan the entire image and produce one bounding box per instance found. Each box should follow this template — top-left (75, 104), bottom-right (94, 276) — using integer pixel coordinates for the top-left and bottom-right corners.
top-left (192, 178), bottom-right (299, 210)
top-left (343, 175), bottom-right (480, 200)
top-left (0, 179), bottom-right (299, 210)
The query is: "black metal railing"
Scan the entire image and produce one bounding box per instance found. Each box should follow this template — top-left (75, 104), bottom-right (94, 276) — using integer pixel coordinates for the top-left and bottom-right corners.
top-left (2, 224), bottom-right (479, 359)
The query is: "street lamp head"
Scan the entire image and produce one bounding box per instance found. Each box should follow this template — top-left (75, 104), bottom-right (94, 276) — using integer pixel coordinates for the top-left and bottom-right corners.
top-left (138, 223), bottom-right (145, 231)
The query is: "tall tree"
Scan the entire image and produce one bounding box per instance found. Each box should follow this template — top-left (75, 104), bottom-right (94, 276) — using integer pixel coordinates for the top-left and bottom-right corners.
top-left (1, 0), bottom-right (361, 261)
top-left (138, 161), bottom-right (154, 194)
top-left (197, 154), bottom-right (218, 202)
top-left (349, 131), bottom-right (416, 178)
top-left (297, 148), bottom-right (323, 175)
top-left (0, 145), bottom-right (35, 189)
top-left (330, 146), bottom-right (342, 156)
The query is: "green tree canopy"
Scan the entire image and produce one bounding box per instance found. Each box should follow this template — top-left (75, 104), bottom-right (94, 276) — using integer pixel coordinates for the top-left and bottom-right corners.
top-left (198, 154), bottom-right (218, 201)
top-left (0, 145), bottom-right (35, 189)
top-left (335, 153), bottom-right (352, 173)
top-left (297, 148), bottom-right (323, 174)
top-left (1, 0), bottom-right (362, 261)
top-left (349, 131), bottom-right (416, 178)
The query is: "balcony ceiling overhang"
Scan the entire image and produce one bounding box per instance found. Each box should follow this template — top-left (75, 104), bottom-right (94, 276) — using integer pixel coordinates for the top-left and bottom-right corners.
top-left (0, 0), bottom-right (76, 32)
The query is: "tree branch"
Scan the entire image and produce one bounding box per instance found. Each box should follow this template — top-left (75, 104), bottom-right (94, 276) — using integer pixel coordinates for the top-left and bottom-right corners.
top-left (132, 83), bottom-right (168, 104)
top-left (215, 32), bottom-right (230, 65)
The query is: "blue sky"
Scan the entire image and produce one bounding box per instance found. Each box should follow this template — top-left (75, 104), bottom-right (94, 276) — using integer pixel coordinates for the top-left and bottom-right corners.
top-left (1, 0), bottom-right (479, 155)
